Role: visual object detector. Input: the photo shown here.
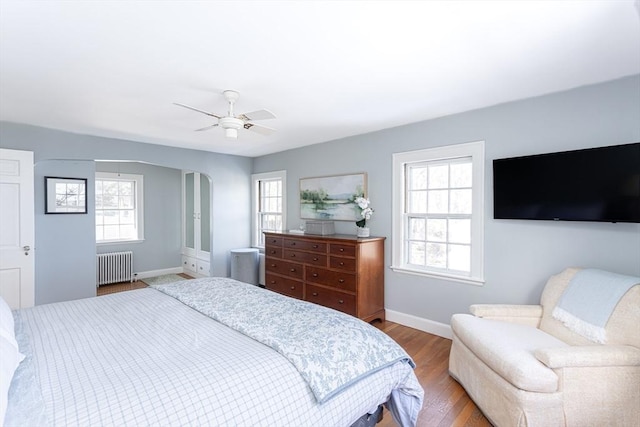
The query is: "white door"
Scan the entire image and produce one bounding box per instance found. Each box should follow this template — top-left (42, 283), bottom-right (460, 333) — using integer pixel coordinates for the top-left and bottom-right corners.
top-left (0, 149), bottom-right (35, 309)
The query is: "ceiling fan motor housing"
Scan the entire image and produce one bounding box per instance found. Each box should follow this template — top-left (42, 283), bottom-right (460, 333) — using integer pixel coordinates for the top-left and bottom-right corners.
top-left (219, 116), bottom-right (243, 139)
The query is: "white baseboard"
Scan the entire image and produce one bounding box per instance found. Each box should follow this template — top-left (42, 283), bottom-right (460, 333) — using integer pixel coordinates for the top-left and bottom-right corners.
top-left (386, 309), bottom-right (453, 340)
top-left (134, 267), bottom-right (183, 281)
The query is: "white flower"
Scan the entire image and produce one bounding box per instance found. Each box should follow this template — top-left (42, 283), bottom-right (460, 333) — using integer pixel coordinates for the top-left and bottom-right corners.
top-left (355, 197), bottom-right (374, 228)
top-left (361, 207), bottom-right (373, 220)
top-left (355, 196), bottom-right (370, 210)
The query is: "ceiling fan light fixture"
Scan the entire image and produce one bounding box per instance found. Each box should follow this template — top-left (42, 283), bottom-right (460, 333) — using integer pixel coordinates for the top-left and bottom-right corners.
top-left (225, 128), bottom-right (238, 139)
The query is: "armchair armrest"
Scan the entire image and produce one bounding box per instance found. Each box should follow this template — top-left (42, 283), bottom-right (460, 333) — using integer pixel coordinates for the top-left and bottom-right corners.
top-left (469, 304), bottom-right (543, 327)
top-left (536, 345), bottom-right (640, 368)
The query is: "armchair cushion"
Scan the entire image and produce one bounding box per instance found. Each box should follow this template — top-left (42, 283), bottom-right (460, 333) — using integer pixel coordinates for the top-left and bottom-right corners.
top-left (451, 313), bottom-right (567, 392)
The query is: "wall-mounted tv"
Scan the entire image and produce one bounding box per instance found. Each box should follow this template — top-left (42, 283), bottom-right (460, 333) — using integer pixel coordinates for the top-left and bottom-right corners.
top-left (493, 143), bottom-right (640, 223)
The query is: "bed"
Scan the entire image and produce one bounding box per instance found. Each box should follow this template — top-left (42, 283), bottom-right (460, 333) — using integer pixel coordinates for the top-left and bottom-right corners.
top-left (2, 277), bottom-right (424, 427)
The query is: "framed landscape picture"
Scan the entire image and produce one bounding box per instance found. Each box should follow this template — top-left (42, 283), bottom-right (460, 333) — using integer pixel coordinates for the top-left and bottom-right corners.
top-left (300, 173), bottom-right (366, 221)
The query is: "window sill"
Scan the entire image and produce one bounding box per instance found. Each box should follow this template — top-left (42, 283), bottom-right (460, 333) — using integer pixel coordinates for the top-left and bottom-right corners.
top-left (97, 239), bottom-right (145, 246)
top-left (390, 265), bottom-right (485, 286)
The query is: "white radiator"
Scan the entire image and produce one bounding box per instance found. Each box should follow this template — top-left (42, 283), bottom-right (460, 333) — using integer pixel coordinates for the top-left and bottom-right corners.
top-left (96, 251), bottom-right (134, 286)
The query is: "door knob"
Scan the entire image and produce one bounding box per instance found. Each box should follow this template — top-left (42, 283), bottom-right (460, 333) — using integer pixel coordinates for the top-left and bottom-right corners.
top-left (23, 245), bottom-right (30, 255)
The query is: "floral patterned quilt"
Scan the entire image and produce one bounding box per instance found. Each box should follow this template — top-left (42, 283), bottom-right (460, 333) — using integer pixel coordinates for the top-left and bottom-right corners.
top-left (153, 277), bottom-right (415, 403)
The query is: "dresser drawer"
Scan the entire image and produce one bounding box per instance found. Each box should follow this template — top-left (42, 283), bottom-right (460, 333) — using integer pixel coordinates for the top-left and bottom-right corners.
top-left (265, 273), bottom-right (303, 299)
top-left (265, 259), bottom-right (304, 279)
top-left (329, 256), bottom-right (356, 272)
top-left (330, 244), bottom-right (356, 257)
top-left (265, 246), bottom-right (283, 258)
top-left (265, 236), bottom-right (284, 247)
top-left (306, 267), bottom-right (356, 292)
top-left (306, 284), bottom-right (356, 316)
top-left (284, 238), bottom-right (327, 253)
top-left (283, 249), bottom-right (327, 266)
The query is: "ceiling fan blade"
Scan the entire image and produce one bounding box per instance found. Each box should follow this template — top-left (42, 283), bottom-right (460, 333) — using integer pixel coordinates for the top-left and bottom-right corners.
top-left (194, 123), bottom-right (219, 132)
top-left (244, 122), bottom-right (276, 136)
top-left (238, 109), bottom-right (276, 121)
top-left (174, 102), bottom-right (221, 119)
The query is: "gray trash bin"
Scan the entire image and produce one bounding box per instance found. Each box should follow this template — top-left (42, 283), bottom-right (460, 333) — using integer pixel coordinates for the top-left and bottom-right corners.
top-left (230, 248), bottom-right (259, 285)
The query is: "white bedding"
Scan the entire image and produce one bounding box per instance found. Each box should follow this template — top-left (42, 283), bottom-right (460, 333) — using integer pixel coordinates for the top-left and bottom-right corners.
top-left (6, 284), bottom-right (423, 426)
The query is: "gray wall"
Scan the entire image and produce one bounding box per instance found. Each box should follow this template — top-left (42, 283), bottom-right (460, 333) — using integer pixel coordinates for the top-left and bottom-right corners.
top-left (95, 161), bottom-right (182, 274)
top-left (253, 75), bottom-right (640, 325)
top-left (35, 160), bottom-right (96, 304)
top-left (0, 124), bottom-right (252, 304)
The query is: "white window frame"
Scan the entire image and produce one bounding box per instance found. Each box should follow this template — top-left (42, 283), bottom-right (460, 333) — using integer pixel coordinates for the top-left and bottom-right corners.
top-left (251, 170), bottom-right (286, 248)
top-left (391, 141), bottom-right (485, 285)
top-left (95, 172), bottom-right (144, 245)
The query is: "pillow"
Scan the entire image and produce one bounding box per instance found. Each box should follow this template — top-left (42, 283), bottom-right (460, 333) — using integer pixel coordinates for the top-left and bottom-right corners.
top-left (0, 335), bottom-right (25, 425)
top-left (0, 297), bottom-right (18, 349)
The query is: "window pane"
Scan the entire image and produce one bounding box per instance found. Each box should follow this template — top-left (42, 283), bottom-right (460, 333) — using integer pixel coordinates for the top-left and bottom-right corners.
top-left (408, 191), bottom-right (426, 213)
top-left (119, 195), bottom-right (134, 209)
top-left (96, 226), bottom-right (103, 240)
top-left (427, 218), bottom-right (446, 242)
top-left (103, 195), bottom-right (118, 209)
top-left (428, 165), bottom-right (448, 189)
top-left (427, 190), bottom-right (448, 214)
top-left (409, 167), bottom-right (427, 190)
top-left (103, 210), bottom-right (119, 225)
top-left (408, 241), bottom-right (425, 265)
top-left (408, 217), bottom-right (425, 240)
top-left (119, 182), bottom-right (132, 195)
top-left (119, 210), bottom-right (134, 225)
top-left (449, 244), bottom-right (470, 272)
top-left (450, 189), bottom-right (472, 214)
top-left (426, 243), bottom-right (446, 268)
top-left (449, 219), bottom-right (471, 244)
top-left (450, 162), bottom-right (472, 188)
top-left (120, 225), bottom-right (136, 239)
top-left (104, 181), bottom-right (118, 195)
top-left (103, 225), bottom-right (119, 240)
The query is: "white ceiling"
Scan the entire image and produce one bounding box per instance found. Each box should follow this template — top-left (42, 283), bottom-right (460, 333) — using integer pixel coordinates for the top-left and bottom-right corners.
top-left (1, 1), bottom-right (639, 157)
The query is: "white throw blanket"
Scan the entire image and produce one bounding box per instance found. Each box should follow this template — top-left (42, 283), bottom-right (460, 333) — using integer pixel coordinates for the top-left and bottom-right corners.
top-left (552, 269), bottom-right (639, 343)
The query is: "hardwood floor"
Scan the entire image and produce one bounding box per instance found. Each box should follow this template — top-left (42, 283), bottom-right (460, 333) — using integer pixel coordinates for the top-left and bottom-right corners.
top-left (374, 321), bottom-right (491, 427)
top-left (98, 281), bottom-right (490, 426)
top-left (96, 273), bottom-right (193, 296)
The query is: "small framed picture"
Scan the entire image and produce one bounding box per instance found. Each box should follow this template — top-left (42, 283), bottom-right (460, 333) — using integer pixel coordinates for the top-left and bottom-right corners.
top-left (45, 176), bottom-right (88, 214)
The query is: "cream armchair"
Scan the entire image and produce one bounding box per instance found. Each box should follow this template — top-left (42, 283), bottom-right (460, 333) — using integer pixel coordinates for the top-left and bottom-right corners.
top-left (449, 267), bottom-right (640, 427)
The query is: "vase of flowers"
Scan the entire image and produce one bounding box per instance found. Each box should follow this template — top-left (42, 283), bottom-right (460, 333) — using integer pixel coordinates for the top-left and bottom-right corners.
top-left (355, 196), bottom-right (373, 237)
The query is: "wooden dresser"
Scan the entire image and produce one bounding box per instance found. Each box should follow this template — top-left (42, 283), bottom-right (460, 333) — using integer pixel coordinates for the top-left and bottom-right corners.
top-left (263, 231), bottom-right (385, 323)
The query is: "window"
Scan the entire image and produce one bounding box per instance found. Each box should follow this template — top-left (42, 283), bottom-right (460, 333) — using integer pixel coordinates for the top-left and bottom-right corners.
top-left (391, 141), bottom-right (484, 284)
top-left (95, 172), bottom-right (144, 243)
top-left (252, 170), bottom-right (286, 247)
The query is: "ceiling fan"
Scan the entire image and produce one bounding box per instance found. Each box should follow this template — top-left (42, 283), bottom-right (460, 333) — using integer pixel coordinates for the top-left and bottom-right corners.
top-left (174, 90), bottom-right (276, 139)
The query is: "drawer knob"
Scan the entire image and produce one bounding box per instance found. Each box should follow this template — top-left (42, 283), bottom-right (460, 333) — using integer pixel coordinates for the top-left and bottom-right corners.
top-left (270, 264), bottom-right (276, 267)
top-left (290, 254), bottom-right (296, 258)
top-left (338, 299), bottom-right (344, 304)
top-left (312, 273), bottom-right (318, 277)
top-left (338, 279), bottom-right (345, 283)
top-left (312, 292), bottom-right (318, 296)
top-left (291, 242), bottom-right (296, 246)
top-left (313, 257), bottom-right (318, 261)
top-left (339, 262), bottom-right (344, 266)
top-left (313, 245), bottom-right (318, 248)
top-left (290, 268), bottom-right (296, 272)
top-left (290, 286), bottom-right (296, 290)
top-left (270, 280), bottom-right (276, 284)
top-left (339, 248), bottom-right (344, 252)
top-left (270, 250), bottom-right (276, 254)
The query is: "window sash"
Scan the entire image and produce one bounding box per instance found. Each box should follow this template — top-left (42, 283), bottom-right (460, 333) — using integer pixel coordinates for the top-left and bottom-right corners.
top-left (252, 171), bottom-right (286, 248)
top-left (96, 173), bottom-right (143, 243)
top-left (391, 141), bottom-right (484, 285)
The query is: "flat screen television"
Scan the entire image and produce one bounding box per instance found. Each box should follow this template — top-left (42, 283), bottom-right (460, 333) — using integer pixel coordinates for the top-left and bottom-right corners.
top-left (493, 143), bottom-right (640, 223)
